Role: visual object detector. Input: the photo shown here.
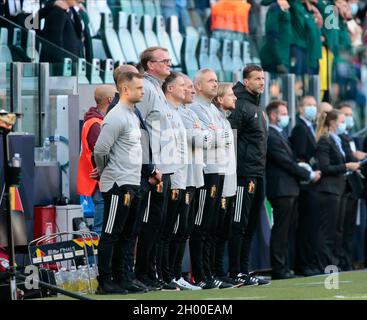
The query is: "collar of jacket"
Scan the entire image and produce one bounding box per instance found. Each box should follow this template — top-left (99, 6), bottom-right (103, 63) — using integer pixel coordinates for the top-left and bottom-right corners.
top-left (233, 81), bottom-right (261, 106)
top-left (144, 72), bottom-right (164, 86)
top-left (194, 95), bottom-right (212, 107)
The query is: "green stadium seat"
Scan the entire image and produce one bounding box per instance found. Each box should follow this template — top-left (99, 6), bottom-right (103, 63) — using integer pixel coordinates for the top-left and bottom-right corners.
top-left (120, 0), bottom-right (133, 13)
top-left (154, 0), bottom-right (161, 16)
top-left (92, 38), bottom-right (108, 61)
top-left (208, 37), bottom-right (224, 81)
top-left (101, 12), bottom-right (126, 64)
top-left (128, 13), bottom-right (147, 58)
top-left (168, 16), bottom-right (183, 65)
top-left (198, 36), bottom-right (209, 69)
top-left (118, 11), bottom-right (139, 63)
top-left (77, 58), bottom-right (90, 84)
top-left (142, 0), bottom-right (156, 16)
top-left (222, 39), bottom-right (234, 82)
top-left (102, 58), bottom-right (115, 83)
top-left (181, 34), bottom-right (199, 79)
top-left (10, 28), bottom-right (30, 62)
top-left (0, 28), bottom-right (13, 63)
top-left (89, 58), bottom-right (104, 84)
top-left (62, 58), bottom-right (73, 76)
top-left (85, 0), bottom-right (102, 36)
top-left (131, 0), bottom-right (144, 20)
top-left (107, 0), bottom-right (122, 28)
top-left (153, 15), bottom-right (179, 66)
top-left (141, 14), bottom-right (159, 48)
top-left (232, 40), bottom-right (243, 80)
top-left (26, 30), bottom-right (39, 63)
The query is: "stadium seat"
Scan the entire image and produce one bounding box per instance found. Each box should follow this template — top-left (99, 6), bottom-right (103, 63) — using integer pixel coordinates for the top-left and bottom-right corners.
top-left (222, 39), bottom-right (234, 82)
top-left (92, 38), bottom-right (108, 61)
top-left (141, 14), bottom-right (159, 48)
top-left (198, 36), bottom-right (210, 69)
top-left (243, 40), bottom-right (252, 65)
top-left (142, 0), bottom-right (156, 16)
top-left (128, 13), bottom-right (147, 58)
top-left (26, 30), bottom-right (39, 63)
top-left (85, 0), bottom-right (102, 37)
top-left (10, 28), bottom-right (30, 62)
top-left (62, 58), bottom-right (73, 76)
top-left (168, 16), bottom-right (183, 65)
top-left (107, 0), bottom-right (122, 28)
top-left (181, 34), bottom-right (199, 79)
top-left (153, 15), bottom-right (179, 67)
top-left (186, 26), bottom-right (199, 37)
top-left (88, 58), bottom-right (104, 84)
top-left (232, 40), bottom-right (244, 73)
top-left (100, 12), bottom-right (126, 64)
top-left (208, 37), bottom-right (224, 81)
top-left (131, 0), bottom-right (144, 20)
top-left (118, 11), bottom-right (139, 63)
top-left (0, 28), bottom-right (13, 63)
top-left (120, 0), bottom-right (133, 13)
top-left (102, 58), bottom-right (115, 83)
top-left (77, 58), bottom-right (90, 84)
top-left (153, 0), bottom-right (161, 16)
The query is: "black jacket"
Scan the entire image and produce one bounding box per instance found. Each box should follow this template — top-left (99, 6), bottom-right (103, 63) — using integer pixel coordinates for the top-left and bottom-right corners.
top-left (266, 126), bottom-right (310, 198)
top-left (340, 133), bottom-right (364, 198)
top-left (107, 92), bottom-right (155, 180)
top-left (289, 117), bottom-right (317, 165)
top-left (315, 135), bottom-right (347, 196)
top-left (229, 82), bottom-right (268, 177)
top-left (40, 5), bottom-right (83, 63)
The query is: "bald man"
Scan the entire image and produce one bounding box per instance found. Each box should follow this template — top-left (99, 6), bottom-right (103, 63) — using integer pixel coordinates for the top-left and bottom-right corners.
top-left (77, 84), bottom-right (116, 235)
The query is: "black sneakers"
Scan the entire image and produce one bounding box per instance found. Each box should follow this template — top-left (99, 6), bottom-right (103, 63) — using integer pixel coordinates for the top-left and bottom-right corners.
top-left (95, 280), bottom-right (128, 295)
top-left (159, 280), bottom-right (180, 291)
top-left (213, 278), bottom-right (234, 289)
top-left (196, 280), bottom-right (218, 289)
top-left (118, 279), bottom-right (147, 293)
top-left (236, 273), bottom-right (270, 286)
top-left (216, 276), bottom-right (243, 288)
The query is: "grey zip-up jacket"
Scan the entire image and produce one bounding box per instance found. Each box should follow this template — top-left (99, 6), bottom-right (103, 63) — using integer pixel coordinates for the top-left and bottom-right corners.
top-left (190, 95), bottom-right (228, 174)
top-left (136, 73), bottom-right (178, 175)
top-left (168, 102), bottom-right (188, 190)
top-left (94, 102), bottom-right (142, 192)
top-left (219, 109), bottom-right (237, 197)
top-left (178, 104), bottom-right (211, 188)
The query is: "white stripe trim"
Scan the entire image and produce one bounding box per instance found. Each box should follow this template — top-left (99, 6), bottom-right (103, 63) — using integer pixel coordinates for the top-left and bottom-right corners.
top-left (195, 189), bottom-right (205, 225)
top-left (234, 187), bottom-right (244, 223)
top-left (105, 195), bottom-right (117, 234)
top-left (197, 190), bottom-right (207, 226)
top-left (143, 191), bottom-right (151, 223)
top-left (173, 214), bottom-right (180, 234)
top-left (107, 195), bottom-right (118, 234)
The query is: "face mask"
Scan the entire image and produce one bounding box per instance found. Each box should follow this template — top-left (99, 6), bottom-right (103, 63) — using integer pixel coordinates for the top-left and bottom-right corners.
top-left (345, 116), bottom-right (354, 130)
top-left (336, 122), bottom-right (347, 135)
top-left (304, 105), bottom-right (317, 121)
top-left (278, 115), bottom-right (290, 129)
top-left (350, 3), bottom-right (358, 16)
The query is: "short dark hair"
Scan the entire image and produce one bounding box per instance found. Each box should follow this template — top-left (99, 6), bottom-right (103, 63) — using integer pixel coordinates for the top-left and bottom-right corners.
top-left (116, 71), bottom-right (143, 88)
top-left (243, 64), bottom-right (263, 80)
top-left (266, 100), bottom-right (287, 117)
top-left (113, 64), bottom-right (139, 84)
top-left (140, 46), bottom-right (169, 71)
top-left (336, 102), bottom-right (352, 110)
top-left (162, 72), bottom-right (184, 93)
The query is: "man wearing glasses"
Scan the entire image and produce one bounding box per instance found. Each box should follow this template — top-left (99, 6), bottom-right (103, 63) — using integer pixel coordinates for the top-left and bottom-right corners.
top-left (134, 47), bottom-right (179, 290)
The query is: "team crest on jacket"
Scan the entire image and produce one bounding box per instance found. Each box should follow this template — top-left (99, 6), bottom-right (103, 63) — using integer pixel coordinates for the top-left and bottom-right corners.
top-left (185, 192), bottom-right (190, 205)
top-left (156, 182), bottom-right (163, 193)
top-left (210, 185), bottom-right (217, 199)
top-left (171, 189), bottom-right (179, 201)
top-left (123, 192), bottom-right (131, 206)
top-left (248, 181), bottom-right (255, 194)
top-left (221, 197), bottom-right (226, 210)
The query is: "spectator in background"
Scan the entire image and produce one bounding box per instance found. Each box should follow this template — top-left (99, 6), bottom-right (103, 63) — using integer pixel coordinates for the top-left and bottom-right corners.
top-left (39, 0), bottom-right (83, 74)
top-left (266, 100), bottom-right (321, 279)
top-left (260, 0), bottom-right (292, 74)
top-left (315, 110), bottom-right (360, 271)
top-left (161, 0), bottom-right (191, 34)
top-left (76, 85), bottom-right (116, 235)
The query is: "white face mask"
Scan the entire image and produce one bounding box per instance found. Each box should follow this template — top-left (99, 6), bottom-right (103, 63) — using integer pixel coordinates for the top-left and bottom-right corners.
top-left (278, 115), bottom-right (290, 129)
